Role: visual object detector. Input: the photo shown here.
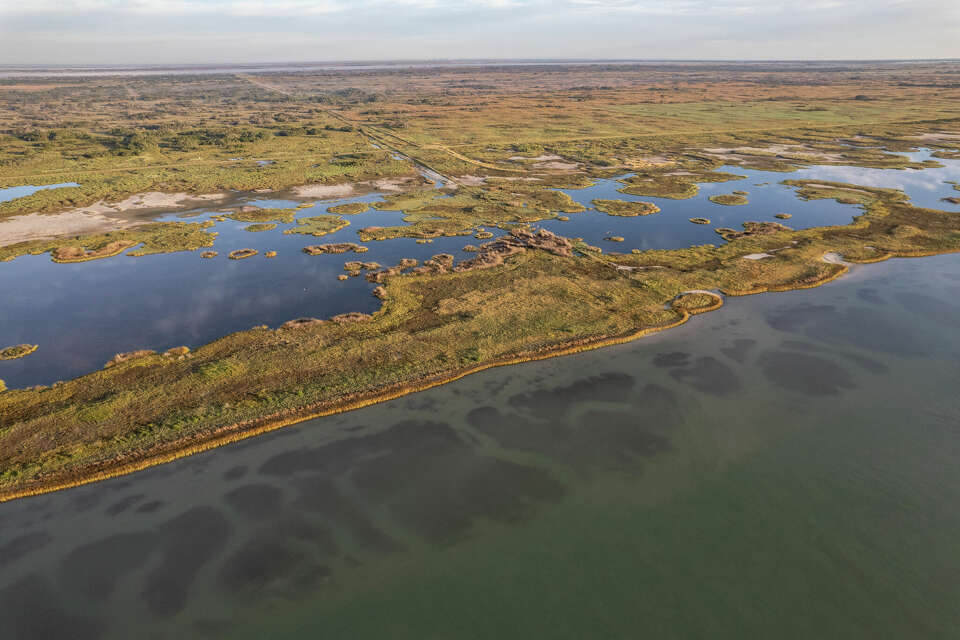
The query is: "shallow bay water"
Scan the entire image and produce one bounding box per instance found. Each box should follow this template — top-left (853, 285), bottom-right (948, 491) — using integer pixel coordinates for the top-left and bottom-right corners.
top-left (1, 252), bottom-right (959, 638)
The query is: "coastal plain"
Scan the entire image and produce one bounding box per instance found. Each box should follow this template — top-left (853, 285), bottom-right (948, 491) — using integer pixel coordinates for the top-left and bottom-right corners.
top-left (1, 61), bottom-right (960, 499)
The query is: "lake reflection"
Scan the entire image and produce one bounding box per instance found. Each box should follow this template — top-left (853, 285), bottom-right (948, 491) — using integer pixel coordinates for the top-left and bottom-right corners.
top-left (2, 253), bottom-right (960, 639)
top-left (2, 151), bottom-right (959, 387)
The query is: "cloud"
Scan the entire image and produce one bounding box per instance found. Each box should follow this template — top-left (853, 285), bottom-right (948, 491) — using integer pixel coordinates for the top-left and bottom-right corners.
top-left (0, 0), bottom-right (956, 64)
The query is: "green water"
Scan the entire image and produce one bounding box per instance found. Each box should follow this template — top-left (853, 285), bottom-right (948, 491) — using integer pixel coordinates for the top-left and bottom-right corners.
top-left (1, 253), bottom-right (960, 639)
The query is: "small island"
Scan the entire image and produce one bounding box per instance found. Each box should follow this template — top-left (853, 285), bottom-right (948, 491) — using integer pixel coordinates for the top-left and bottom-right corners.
top-left (593, 199), bottom-right (661, 217)
top-left (709, 194), bottom-right (749, 206)
top-left (0, 344), bottom-right (38, 360)
top-left (328, 202), bottom-right (370, 215)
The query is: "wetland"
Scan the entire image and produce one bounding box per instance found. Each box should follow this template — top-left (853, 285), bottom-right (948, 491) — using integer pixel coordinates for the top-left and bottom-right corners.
top-left (2, 251), bottom-right (960, 638)
top-left (1, 60), bottom-right (960, 637)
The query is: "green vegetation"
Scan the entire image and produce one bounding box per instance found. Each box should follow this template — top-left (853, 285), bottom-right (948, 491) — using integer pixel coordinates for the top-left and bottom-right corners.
top-left (303, 242), bottom-right (368, 255)
top-left (328, 202), bottom-right (370, 215)
top-left (228, 248), bottom-right (258, 260)
top-left (672, 292), bottom-right (723, 314)
top-left (715, 221), bottom-right (793, 241)
top-left (357, 185), bottom-right (584, 241)
top-left (226, 207), bottom-right (298, 223)
top-left (3, 176), bottom-right (960, 498)
top-left (2, 62), bottom-right (960, 499)
top-left (620, 171), bottom-right (745, 200)
top-left (593, 199), bottom-right (660, 216)
top-left (709, 194), bottom-right (749, 206)
top-left (244, 223), bottom-right (276, 232)
top-left (0, 222), bottom-right (217, 263)
top-left (283, 215), bottom-right (350, 237)
top-left (620, 176), bottom-right (699, 199)
top-left (784, 180), bottom-right (903, 206)
top-left (0, 344), bottom-right (38, 360)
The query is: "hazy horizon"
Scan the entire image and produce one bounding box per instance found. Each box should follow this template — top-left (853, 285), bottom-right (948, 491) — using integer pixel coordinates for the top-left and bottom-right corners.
top-left (1, 0), bottom-right (956, 66)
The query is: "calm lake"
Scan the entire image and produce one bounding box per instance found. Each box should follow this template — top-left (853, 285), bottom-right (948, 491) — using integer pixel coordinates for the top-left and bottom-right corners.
top-left (1, 250), bottom-right (959, 639)
top-left (2, 151), bottom-right (958, 388)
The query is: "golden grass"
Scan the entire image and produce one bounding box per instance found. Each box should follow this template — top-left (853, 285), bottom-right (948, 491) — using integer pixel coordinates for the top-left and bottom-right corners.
top-left (709, 194), bottom-right (749, 206)
top-left (593, 199), bottom-right (661, 217)
top-left (327, 202), bottom-right (370, 215)
top-left (0, 344), bottom-right (38, 360)
top-left (2, 64), bottom-right (960, 498)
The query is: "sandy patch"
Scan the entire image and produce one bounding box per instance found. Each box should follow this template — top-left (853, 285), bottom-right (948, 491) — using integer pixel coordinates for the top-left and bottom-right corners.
top-left (0, 191), bottom-right (226, 246)
top-left (106, 192), bottom-right (226, 211)
top-left (701, 145), bottom-right (844, 162)
top-left (532, 161), bottom-right (580, 170)
top-left (0, 211), bottom-right (144, 246)
top-left (742, 253), bottom-right (773, 260)
top-left (822, 252), bottom-right (847, 265)
top-left (370, 177), bottom-right (415, 192)
top-left (455, 175), bottom-right (487, 186)
top-left (908, 132), bottom-right (960, 142)
top-left (292, 183), bottom-right (358, 199)
top-left (509, 154), bottom-right (563, 162)
top-left (638, 155), bottom-right (676, 166)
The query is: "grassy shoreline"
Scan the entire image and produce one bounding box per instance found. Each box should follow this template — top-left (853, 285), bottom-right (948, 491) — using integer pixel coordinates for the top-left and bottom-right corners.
top-left (2, 65), bottom-right (960, 501)
top-left (0, 240), bottom-right (951, 503)
top-left (2, 177), bottom-right (960, 501)
top-left (0, 309), bottom-right (693, 503)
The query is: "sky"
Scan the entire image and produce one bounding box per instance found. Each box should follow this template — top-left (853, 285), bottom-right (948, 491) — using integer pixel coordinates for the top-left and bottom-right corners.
top-left (0, 0), bottom-right (957, 65)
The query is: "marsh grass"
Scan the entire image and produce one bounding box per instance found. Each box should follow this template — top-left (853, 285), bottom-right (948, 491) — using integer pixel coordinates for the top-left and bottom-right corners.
top-left (0, 222), bottom-right (217, 263)
top-left (709, 194), bottom-right (749, 206)
top-left (0, 344), bottom-right (38, 360)
top-left (672, 292), bottom-right (723, 314)
top-left (2, 66), bottom-right (960, 498)
top-left (284, 215), bottom-right (350, 237)
top-left (4, 176), bottom-right (960, 499)
top-left (228, 207), bottom-right (298, 224)
top-left (593, 199), bottom-right (660, 216)
top-left (244, 223), bottom-right (277, 232)
top-left (328, 202), bottom-right (370, 215)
